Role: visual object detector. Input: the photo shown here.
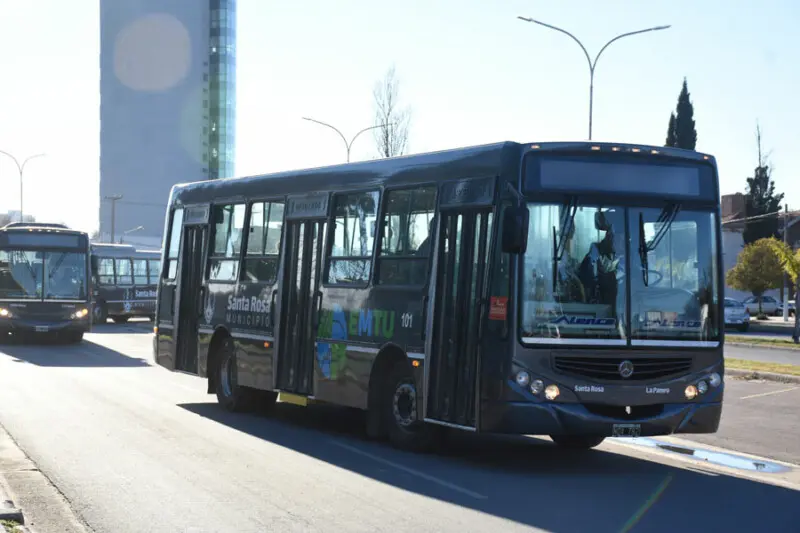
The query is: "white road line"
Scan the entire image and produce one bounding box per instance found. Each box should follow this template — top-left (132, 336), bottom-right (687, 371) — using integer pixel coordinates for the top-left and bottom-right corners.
top-left (739, 387), bottom-right (799, 400)
top-left (330, 440), bottom-right (488, 500)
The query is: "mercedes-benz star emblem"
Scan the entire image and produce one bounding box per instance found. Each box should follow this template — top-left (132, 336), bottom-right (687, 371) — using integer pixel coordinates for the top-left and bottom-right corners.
top-left (618, 360), bottom-right (634, 379)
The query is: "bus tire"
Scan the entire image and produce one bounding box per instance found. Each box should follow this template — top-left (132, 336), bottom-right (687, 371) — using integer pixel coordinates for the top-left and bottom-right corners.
top-left (214, 336), bottom-right (254, 412)
top-left (550, 435), bottom-right (605, 450)
top-left (93, 302), bottom-right (108, 324)
top-left (65, 331), bottom-right (84, 344)
top-left (383, 360), bottom-right (438, 453)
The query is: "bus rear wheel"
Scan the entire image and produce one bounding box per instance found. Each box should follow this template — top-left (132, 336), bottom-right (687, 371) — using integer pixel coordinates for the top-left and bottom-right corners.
top-left (550, 435), bottom-right (606, 450)
top-left (383, 361), bottom-right (438, 452)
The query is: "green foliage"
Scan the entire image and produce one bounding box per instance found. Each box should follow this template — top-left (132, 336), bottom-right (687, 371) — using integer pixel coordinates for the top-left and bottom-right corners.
top-left (743, 126), bottom-right (784, 244)
top-left (727, 238), bottom-right (784, 312)
top-left (665, 78), bottom-right (697, 150)
top-left (769, 240), bottom-right (800, 283)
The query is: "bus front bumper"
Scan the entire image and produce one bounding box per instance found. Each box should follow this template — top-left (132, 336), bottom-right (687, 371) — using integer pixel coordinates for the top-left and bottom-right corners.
top-left (0, 318), bottom-right (91, 335)
top-left (483, 400), bottom-right (722, 437)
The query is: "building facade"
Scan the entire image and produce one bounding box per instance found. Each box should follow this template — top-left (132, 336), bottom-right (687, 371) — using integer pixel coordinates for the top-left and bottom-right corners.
top-left (99, 0), bottom-right (236, 248)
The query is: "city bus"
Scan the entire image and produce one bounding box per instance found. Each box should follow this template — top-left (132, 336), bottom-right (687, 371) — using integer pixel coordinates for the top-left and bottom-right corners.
top-left (0, 223), bottom-right (92, 343)
top-left (90, 243), bottom-right (161, 324)
top-left (153, 141), bottom-right (725, 451)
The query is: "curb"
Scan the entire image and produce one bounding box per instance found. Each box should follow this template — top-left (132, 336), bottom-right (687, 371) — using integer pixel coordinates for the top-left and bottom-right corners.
top-left (726, 341), bottom-right (800, 352)
top-left (726, 368), bottom-right (800, 384)
top-left (0, 474), bottom-right (29, 533)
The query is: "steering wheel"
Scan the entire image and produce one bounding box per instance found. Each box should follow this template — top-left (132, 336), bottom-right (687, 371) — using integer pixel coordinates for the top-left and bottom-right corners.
top-left (615, 263), bottom-right (664, 286)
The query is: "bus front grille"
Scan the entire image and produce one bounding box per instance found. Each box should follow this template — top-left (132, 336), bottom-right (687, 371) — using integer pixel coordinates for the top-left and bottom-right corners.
top-left (553, 356), bottom-right (692, 381)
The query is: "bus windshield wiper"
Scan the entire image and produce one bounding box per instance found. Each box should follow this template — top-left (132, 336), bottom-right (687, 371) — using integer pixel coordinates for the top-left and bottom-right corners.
top-left (638, 203), bottom-right (681, 286)
top-left (551, 196), bottom-right (578, 291)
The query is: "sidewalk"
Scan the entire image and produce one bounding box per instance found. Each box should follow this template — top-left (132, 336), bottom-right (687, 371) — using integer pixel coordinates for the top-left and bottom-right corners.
top-left (749, 316), bottom-right (797, 335)
top-left (0, 476), bottom-right (27, 532)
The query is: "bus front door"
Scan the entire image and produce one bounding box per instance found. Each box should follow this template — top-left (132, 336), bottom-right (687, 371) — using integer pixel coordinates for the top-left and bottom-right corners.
top-left (174, 225), bottom-right (207, 373)
top-left (275, 219), bottom-right (326, 396)
top-left (426, 209), bottom-right (493, 429)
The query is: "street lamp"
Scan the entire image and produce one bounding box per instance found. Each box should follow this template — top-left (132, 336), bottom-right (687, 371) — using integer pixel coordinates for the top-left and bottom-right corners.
top-left (120, 225), bottom-right (144, 244)
top-left (0, 150), bottom-right (46, 222)
top-left (104, 194), bottom-right (124, 243)
top-left (302, 117), bottom-right (394, 162)
top-left (517, 17), bottom-right (671, 140)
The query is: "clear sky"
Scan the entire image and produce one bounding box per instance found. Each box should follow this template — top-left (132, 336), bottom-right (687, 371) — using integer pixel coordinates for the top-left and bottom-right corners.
top-left (0, 0), bottom-right (798, 234)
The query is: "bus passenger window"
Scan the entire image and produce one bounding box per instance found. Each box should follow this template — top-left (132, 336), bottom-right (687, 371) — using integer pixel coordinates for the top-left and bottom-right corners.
top-left (147, 259), bottom-right (161, 284)
top-left (98, 258), bottom-right (115, 285)
top-left (115, 259), bottom-right (133, 285)
top-left (209, 203), bottom-right (246, 282)
top-left (244, 201), bottom-right (284, 283)
top-left (133, 259), bottom-right (148, 285)
top-left (377, 187), bottom-right (436, 286)
top-left (165, 208), bottom-right (184, 279)
top-left (327, 191), bottom-right (380, 284)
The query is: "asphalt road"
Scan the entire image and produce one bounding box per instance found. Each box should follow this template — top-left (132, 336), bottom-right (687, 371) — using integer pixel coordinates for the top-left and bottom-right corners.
top-left (0, 328), bottom-right (798, 533)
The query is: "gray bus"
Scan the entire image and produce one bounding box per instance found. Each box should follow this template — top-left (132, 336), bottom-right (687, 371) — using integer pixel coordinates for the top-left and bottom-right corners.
top-left (153, 141), bottom-right (725, 452)
top-left (0, 223), bottom-right (91, 343)
top-left (90, 243), bottom-right (161, 323)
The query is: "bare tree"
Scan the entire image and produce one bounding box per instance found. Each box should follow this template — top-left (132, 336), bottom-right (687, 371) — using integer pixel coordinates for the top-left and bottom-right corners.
top-left (373, 65), bottom-right (411, 158)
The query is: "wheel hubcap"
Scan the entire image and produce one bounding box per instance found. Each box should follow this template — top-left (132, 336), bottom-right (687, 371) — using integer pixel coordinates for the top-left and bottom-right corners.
top-left (393, 382), bottom-right (417, 427)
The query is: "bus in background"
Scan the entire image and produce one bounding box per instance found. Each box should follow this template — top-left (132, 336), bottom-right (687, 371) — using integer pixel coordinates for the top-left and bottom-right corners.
top-left (90, 243), bottom-right (161, 324)
top-left (153, 141), bottom-right (724, 452)
top-left (0, 223), bottom-right (91, 343)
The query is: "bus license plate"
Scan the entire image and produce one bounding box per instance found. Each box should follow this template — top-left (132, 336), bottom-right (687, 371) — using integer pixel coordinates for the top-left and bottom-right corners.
top-left (612, 424), bottom-right (641, 438)
top-left (34, 326), bottom-right (49, 333)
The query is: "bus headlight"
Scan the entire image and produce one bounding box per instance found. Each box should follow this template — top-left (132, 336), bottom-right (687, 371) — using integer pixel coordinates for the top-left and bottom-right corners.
top-left (515, 371), bottom-right (530, 387)
top-left (697, 380), bottom-right (709, 395)
top-left (709, 373), bottom-right (722, 388)
top-left (545, 384), bottom-right (560, 400)
top-left (0, 308), bottom-right (11, 318)
top-left (684, 384), bottom-right (699, 400)
top-left (71, 308), bottom-right (89, 319)
top-left (530, 379), bottom-right (545, 395)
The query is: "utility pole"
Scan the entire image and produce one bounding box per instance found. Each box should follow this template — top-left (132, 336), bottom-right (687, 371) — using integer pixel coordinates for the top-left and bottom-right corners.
top-left (783, 204), bottom-right (790, 322)
top-left (104, 194), bottom-right (123, 243)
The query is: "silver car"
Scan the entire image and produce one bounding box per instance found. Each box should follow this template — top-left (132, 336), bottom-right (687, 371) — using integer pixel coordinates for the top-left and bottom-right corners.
top-left (724, 298), bottom-right (750, 332)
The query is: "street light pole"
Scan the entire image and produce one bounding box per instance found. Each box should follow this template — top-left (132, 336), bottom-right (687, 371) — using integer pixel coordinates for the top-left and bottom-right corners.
top-left (104, 194), bottom-right (123, 243)
top-left (0, 150), bottom-right (46, 222)
top-left (783, 204), bottom-right (790, 322)
top-left (120, 225), bottom-right (144, 244)
top-left (517, 17), bottom-right (671, 140)
top-left (302, 117), bottom-right (394, 162)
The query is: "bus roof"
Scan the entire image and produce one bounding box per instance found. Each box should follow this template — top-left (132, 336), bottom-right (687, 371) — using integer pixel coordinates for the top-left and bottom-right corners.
top-left (90, 242), bottom-right (161, 258)
top-left (2, 222), bottom-right (70, 230)
top-left (0, 224), bottom-right (87, 237)
top-left (167, 140), bottom-right (717, 206)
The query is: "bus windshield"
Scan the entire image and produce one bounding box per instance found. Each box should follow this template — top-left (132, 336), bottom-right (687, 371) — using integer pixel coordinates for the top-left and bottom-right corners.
top-left (0, 249), bottom-right (87, 301)
top-left (520, 202), bottom-right (720, 344)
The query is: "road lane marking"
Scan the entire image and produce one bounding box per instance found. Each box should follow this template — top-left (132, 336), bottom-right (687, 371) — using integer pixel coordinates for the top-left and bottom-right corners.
top-left (619, 474), bottom-right (673, 533)
top-left (740, 387), bottom-right (798, 400)
top-left (330, 440), bottom-right (488, 500)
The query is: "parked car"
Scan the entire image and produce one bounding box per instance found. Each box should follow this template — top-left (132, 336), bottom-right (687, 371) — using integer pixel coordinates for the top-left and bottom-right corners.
top-left (724, 298), bottom-right (750, 332)
top-left (742, 295), bottom-right (782, 316)
top-left (778, 300), bottom-right (796, 317)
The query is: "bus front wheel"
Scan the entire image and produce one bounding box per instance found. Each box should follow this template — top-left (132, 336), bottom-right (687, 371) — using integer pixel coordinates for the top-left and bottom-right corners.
top-left (383, 361), bottom-right (438, 453)
top-left (550, 435), bottom-right (606, 450)
top-left (213, 336), bottom-right (273, 412)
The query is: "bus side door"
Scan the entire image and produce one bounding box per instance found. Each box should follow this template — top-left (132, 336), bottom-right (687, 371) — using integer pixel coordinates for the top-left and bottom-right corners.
top-left (424, 177), bottom-right (496, 430)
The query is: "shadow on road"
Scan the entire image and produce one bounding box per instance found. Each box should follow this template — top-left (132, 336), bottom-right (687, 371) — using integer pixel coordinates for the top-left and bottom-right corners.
top-left (179, 401), bottom-right (799, 532)
top-left (0, 337), bottom-right (150, 367)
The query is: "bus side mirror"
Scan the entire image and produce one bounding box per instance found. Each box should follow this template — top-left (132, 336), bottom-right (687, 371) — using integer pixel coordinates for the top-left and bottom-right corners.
top-left (502, 206), bottom-right (529, 254)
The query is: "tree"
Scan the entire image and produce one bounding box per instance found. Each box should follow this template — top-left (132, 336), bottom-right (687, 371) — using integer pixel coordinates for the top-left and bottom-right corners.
top-left (743, 124), bottom-right (784, 245)
top-left (372, 65), bottom-right (411, 158)
top-left (664, 78), bottom-right (697, 150)
top-left (727, 238), bottom-right (784, 315)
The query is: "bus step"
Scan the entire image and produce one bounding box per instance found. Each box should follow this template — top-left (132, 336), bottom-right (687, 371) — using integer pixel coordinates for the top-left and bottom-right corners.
top-left (278, 392), bottom-right (312, 407)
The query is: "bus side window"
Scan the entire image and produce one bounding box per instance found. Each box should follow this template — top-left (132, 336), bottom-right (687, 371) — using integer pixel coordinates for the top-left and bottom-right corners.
top-left (376, 186), bottom-right (436, 286)
top-left (244, 201), bottom-right (284, 283)
top-left (133, 259), bottom-right (148, 285)
top-left (115, 258), bottom-right (133, 285)
top-left (98, 257), bottom-right (115, 285)
top-left (209, 203), bottom-right (245, 282)
top-left (165, 208), bottom-right (184, 280)
top-left (327, 191), bottom-right (380, 284)
top-left (147, 259), bottom-right (161, 284)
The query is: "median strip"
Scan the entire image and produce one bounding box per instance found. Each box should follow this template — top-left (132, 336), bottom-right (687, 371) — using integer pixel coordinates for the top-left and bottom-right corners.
top-left (725, 358), bottom-right (800, 384)
top-left (726, 335), bottom-right (800, 350)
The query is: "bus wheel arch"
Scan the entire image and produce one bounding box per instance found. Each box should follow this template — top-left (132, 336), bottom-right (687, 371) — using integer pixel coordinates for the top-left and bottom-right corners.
top-left (366, 344), bottom-right (407, 439)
